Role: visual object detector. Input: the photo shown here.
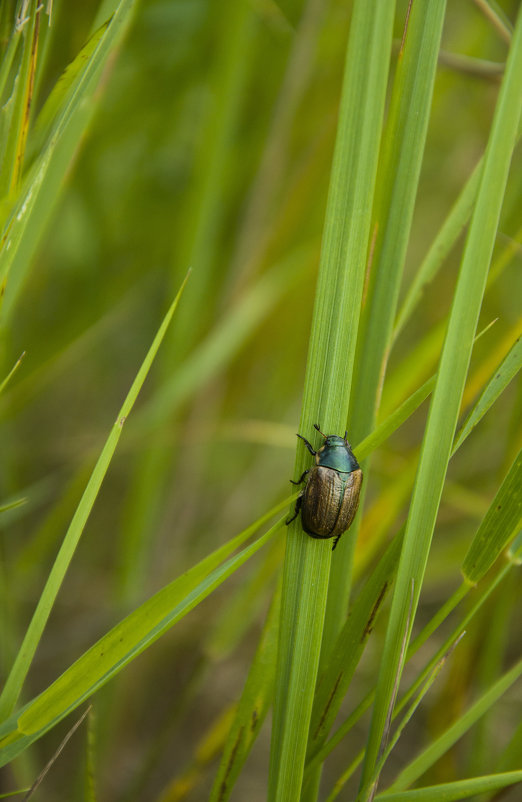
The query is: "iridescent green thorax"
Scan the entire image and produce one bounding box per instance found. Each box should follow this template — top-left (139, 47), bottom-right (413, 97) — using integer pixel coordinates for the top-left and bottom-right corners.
top-left (316, 436), bottom-right (359, 473)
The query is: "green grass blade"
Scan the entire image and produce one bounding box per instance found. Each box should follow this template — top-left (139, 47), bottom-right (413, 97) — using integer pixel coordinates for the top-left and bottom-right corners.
top-left (393, 158), bottom-right (483, 342)
top-left (359, 10), bottom-right (522, 798)
top-left (268, 2), bottom-right (396, 799)
top-left (25, 17), bottom-right (110, 164)
top-left (386, 658), bottom-right (522, 793)
top-left (461, 448), bottom-right (522, 583)
top-left (328, 0), bottom-right (447, 653)
top-left (370, 635), bottom-right (465, 796)
top-left (0, 273), bottom-right (189, 720)
top-left (133, 253), bottom-right (304, 436)
top-left (376, 771), bottom-right (522, 801)
top-left (0, 351), bottom-right (24, 395)
top-left (209, 582), bottom-right (280, 802)
top-left (507, 529), bottom-right (522, 561)
top-left (356, 377), bottom-right (435, 462)
top-left (303, 329), bottom-right (519, 779)
top-left (0, 3), bottom-right (38, 198)
top-left (306, 532), bottom-right (403, 764)
top-left (350, 0), bottom-right (447, 444)
top-left (0, 519), bottom-right (282, 768)
top-left (317, 558), bottom-right (511, 790)
top-left (0, 498), bottom-right (26, 515)
top-left (0, 0), bottom-right (135, 316)
top-left (453, 333), bottom-right (521, 451)
top-left (0, 18), bottom-right (22, 103)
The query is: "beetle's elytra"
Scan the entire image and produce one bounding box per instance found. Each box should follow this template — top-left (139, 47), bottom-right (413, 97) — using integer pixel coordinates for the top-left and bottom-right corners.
top-left (286, 424), bottom-right (363, 550)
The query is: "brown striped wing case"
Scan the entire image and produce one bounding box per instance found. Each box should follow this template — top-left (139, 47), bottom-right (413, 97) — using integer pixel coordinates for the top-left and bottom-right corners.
top-left (301, 465), bottom-right (363, 539)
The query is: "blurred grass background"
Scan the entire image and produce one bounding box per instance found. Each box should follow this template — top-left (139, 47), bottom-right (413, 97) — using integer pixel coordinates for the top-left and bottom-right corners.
top-left (0, 0), bottom-right (521, 800)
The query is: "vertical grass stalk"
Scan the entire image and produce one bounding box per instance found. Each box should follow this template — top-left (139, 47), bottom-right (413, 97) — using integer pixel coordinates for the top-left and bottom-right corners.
top-left (359, 8), bottom-right (522, 799)
top-left (268, 3), bottom-right (396, 800)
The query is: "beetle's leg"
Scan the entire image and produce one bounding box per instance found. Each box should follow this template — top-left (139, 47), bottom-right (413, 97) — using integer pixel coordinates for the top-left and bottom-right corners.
top-left (286, 494), bottom-right (303, 525)
top-left (290, 469), bottom-right (309, 485)
top-left (297, 433), bottom-right (316, 456)
top-left (332, 532), bottom-right (343, 550)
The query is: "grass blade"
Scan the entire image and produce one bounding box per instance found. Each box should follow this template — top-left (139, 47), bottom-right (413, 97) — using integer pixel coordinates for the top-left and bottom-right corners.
top-left (453, 333), bottom-right (521, 452)
top-left (359, 10), bottom-right (522, 797)
top-left (386, 658), bottom-right (522, 793)
top-left (0, 273), bottom-right (189, 720)
top-left (268, 2), bottom-right (396, 799)
top-left (461, 448), bottom-right (522, 583)
top-left (376, 771), bottom-right (522, 801)
top-left (0, 518), bottom-right (282, 768)
top-left (209, 582), bottom-right (281, 802)
top-left (0, 0), bottom-right (135, 318)
top-left (328, 0), bottom-right (448, 654)
top-left (306, 532), bottom-right (403, 764)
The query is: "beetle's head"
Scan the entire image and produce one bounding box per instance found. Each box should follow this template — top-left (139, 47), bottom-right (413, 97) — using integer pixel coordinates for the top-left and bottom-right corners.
top-left (322, 435), bottom-right (347, 449)
top-left (314, 425), bottom-right (351, 450)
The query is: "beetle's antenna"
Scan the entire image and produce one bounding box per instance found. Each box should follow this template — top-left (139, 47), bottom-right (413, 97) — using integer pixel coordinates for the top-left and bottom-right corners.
top-left (344, 430), bottom-right (348, 442)
top-left (314, 423), bottom-right (327, 438)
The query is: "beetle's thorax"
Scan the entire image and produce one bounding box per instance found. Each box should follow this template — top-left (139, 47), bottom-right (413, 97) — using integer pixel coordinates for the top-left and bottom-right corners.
top-left (315, 437), bottom-right (359, 474)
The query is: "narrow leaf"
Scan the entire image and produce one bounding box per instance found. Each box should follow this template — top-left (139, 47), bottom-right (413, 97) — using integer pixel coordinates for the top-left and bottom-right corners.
top-left (0, 272), bottom-right (189, 720)
top-left (376, 771), bottom-right (522, 801)
top-left (387, 658), bottom-right (522, 793)
top-left (359, 11), bottom-right (522, 794)
top-left (461, 448), bottom-right (522, 583)
top-left (453, 334), bottom-right (521, 452)
top-left (209, 582), bottom-right (280, 802)
top-left (0, 519), bottom-right (281, 768)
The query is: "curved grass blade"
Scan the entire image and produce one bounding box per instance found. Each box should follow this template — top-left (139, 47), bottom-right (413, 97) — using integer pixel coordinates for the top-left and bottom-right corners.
top-left (0, 272), bottom-right (189, 720)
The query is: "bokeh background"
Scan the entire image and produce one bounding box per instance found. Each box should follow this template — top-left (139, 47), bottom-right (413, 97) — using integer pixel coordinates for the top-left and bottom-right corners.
top-left (1, 1), bottom-right (521, 799)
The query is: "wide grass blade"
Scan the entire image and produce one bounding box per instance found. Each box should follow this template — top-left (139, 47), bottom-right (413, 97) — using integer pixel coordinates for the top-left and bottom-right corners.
top-left (358, 10), bottom-right (522, 798)
top-left (0, 273), bottom-right (189, 720)
top-left (268, 2), bottom-right (396, 799)
top-left (327, 0), bottom-right (448, 657)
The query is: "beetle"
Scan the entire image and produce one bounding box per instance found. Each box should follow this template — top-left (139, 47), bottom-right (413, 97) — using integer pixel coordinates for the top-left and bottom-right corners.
top-left (286, 424), bottom-right (363, 550)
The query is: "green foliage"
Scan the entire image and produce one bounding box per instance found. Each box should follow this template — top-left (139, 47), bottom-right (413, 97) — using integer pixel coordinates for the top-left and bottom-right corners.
top-left (0, 1), bottom-right (520, 801)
